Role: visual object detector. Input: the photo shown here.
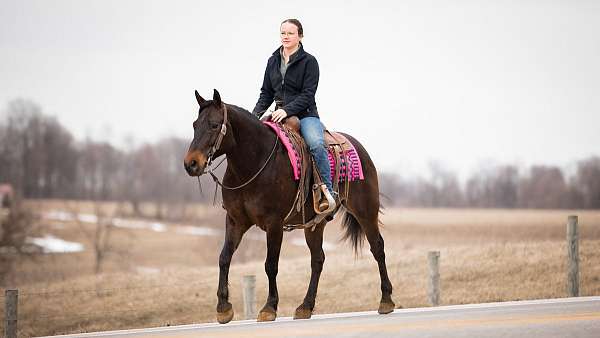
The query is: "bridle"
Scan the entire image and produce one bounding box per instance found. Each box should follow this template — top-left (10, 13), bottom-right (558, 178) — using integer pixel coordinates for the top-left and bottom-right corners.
top-left (204, 103), bottom-right (229, 169)
top-left (201, 103), bottom-right (279, 191)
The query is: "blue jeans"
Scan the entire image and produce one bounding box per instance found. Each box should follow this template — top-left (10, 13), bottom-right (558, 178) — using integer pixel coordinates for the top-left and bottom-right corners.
top-left (300, 117), bottom-right (333, 193)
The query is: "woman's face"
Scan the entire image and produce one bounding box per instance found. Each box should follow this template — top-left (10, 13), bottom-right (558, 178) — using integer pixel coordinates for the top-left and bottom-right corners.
top-left (280, 22), bottom-right (301, 49)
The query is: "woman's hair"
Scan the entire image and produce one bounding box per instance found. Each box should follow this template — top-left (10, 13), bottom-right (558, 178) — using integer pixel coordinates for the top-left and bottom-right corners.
top-left (281, 18), bottom-right (303, 37)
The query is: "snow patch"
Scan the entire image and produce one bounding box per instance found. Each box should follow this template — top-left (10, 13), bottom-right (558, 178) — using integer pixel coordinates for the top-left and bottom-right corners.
top-left (176, 226), bottom-right (221, 236)
top-left (45, 210), bottom-right (75, 222)
top-left (44, 211), bottom-right (97, 223)
top-left (78, 214), bottom-right (98, 223)
top-left (26, 235), bottom-right (84, 253)
top-left (113, 218), bottom-right (167, 232)
top-left (150, 222), bottom-right (167, 232)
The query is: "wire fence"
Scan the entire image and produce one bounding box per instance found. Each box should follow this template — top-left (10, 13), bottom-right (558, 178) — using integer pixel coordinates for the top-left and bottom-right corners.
top-left (4, 281), bottom-right (207, 299)
top-left (23, 303), bottom-right (203, 323)
top-left (2, 281), bottom-right (217, 337)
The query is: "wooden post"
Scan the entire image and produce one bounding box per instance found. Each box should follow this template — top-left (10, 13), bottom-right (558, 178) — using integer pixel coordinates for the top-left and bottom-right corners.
top-left (242, 275), bottom-right (256, 319)
top-left (4, 289), bottom-right (17, 338)
top-left (567, 215), bottom-right (579, 297)
top-left (427, 251), bottom-right (440, 306)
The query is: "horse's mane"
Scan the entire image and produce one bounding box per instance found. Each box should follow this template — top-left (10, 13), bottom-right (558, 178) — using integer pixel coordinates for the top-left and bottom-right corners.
top-left (224, 103), bottom-right (267, 129)
top-left (200, 99), bottom-right (270, 135)
top-left (200, 99), bottom-right (258, 122)
top-left (226, 103), bottom-right (252, 116)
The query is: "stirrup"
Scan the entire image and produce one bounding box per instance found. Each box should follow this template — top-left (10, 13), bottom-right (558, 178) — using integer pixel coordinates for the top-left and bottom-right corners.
top-left (317, 185), bottom-right (336, 214)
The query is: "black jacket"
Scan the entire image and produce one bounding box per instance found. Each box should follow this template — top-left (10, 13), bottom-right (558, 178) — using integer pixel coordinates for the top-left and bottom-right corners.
top-left (253, 44), bottom-right (319, 119)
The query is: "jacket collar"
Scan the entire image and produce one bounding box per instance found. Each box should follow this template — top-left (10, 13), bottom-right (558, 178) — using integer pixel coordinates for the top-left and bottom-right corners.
top-left (272, 42), bottom-right (305, 65)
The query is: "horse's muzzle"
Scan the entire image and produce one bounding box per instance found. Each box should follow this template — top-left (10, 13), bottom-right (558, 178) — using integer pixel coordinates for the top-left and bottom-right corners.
top-left (184, 160), bottom-right (200, 176)
top-left (184, 151), bottom-right (207, 176)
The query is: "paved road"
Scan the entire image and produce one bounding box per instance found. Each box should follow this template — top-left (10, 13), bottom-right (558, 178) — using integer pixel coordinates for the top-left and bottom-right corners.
top-left (42, 297), bottom-right (600, 338)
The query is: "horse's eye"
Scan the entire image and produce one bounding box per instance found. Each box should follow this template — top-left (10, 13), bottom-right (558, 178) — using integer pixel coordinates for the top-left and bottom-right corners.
top-left (210, 122), bottom-right (220, 130)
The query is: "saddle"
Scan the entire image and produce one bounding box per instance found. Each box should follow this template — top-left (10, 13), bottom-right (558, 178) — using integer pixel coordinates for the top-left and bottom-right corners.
top-left (279, 116), bottom-right (354, 231)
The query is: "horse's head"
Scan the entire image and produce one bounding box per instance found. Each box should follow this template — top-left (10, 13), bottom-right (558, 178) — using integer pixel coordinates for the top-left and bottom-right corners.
top-left (184, 89), bottom-right (231, 176)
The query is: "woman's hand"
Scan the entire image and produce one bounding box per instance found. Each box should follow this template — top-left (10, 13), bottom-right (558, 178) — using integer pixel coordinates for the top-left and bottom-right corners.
top-left (272, 109), bottom-right (288, 123)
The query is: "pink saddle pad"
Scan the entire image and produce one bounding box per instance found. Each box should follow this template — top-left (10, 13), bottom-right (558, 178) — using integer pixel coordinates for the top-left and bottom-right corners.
top-left (263, 121), bottom-right (364, 182)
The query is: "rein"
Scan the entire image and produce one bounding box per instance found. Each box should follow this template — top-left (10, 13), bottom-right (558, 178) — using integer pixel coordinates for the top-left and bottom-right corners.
top-left (207, 136), bottom-right (278, 190)
top-left (203, 104), bottom-right (279, 191)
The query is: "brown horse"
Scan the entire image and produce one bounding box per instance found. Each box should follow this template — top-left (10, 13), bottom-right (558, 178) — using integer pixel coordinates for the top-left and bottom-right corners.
top-left (184, 89), bottom-right (395, 323)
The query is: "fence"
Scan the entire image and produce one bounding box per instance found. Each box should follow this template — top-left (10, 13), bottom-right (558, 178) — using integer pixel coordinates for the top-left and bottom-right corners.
top-left (2, 215), bottom-right (584, 338)
top-left (1, 280), bottom-right (213, 338)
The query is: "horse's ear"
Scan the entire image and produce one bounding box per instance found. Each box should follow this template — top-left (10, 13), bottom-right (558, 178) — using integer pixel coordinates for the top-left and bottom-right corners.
top-left (213, 89), bottom-right (222, 105)
top-left (195, 90), bottom-right (206, 106)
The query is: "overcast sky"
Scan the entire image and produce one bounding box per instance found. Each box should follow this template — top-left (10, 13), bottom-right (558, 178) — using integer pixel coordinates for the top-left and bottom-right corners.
top-left (1, 0), bottom-right (599, 178)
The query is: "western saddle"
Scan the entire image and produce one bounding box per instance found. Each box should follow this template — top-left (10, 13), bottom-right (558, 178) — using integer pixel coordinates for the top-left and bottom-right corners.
top-left (277, 116), bottom-right (354, 231)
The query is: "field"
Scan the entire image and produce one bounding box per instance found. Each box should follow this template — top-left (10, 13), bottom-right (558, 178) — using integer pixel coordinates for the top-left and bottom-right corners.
top-left (2, 200), bottom-right (600, 337)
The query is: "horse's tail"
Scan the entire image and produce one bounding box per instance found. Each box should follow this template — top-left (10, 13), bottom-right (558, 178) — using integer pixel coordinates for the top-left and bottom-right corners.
top-left (341, 211), bottom-right (365, 256)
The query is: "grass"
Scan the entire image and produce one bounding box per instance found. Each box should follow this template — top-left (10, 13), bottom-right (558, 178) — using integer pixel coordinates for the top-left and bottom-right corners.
top-left (1, 201), bottom-right (599, 337)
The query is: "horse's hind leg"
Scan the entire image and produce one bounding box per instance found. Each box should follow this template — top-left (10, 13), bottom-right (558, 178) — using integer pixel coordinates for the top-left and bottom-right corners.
top-left (294, 222), bottom-right (326, 320)
top-left (342, 132), bottom-right (396, 313)
top-left (348, 198), bottom-right (396, 314)
top-left (363, 221), bottom-right (396, 313)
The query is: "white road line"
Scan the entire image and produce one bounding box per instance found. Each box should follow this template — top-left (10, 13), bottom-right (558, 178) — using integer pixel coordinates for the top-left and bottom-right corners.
top-left (37, 296), bottom-right (600, 337)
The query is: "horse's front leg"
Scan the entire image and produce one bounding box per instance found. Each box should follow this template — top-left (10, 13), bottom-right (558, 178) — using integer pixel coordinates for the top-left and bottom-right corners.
top-left (257, 225), bottom-right (283, 322)
top-left (294, 222), bottom-right (325, 319)
top-left (216, 214), bottom-right (249, 324)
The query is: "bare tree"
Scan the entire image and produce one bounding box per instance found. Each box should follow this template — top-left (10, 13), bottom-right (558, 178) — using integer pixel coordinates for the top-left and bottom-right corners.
top-left (491, 165), bottom-right (519, 208)
top-left (573, 157), bottom-right (600, 209)
top-left (378, 172), bottom-right (406, 206)
top-left (127, 137), bottom-right (210, 220)
top-left (76, 140), bottom-right (123, 200)
top-left (0, 198), bottom-right (37, 285)
top-left (0, 99), bottom-right (43, 196)
top-left (415, 162), bottom-right (464, 207)
top-left (465, 165), bottom-right (519, 208)
top-left (0, 99), bottom-right (77, 198)
top-left (519, 166), bottom-right (568, 209)
top-left (73, 202), bottom-right (124, 274)
top-left (41, 116), bottom-right (78, 197)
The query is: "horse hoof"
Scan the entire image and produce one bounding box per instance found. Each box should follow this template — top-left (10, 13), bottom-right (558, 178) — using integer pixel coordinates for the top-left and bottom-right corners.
top-left (378, 301), bottom-right (396, 314)
top-left (257, 310), bottom-right (277, 322)
top-left (217, 307), bottom-right (234, 324)
top-left (293, 307), bottom-right (312, 320)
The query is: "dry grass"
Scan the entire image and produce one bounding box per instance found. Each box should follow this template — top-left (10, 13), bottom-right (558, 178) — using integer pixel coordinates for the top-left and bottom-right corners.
top-left (1, 201), bottom-right (600, 337)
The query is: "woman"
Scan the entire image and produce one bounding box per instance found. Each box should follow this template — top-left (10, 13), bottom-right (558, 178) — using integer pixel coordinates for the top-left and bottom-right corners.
top-left (253, 18), bottom-right (336, 212)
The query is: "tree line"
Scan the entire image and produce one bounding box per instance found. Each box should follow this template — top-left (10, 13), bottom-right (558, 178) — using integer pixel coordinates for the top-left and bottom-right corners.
top-left (1, 99), bottom-right (599, 210)
top-left (0, 99), bottom-right (215, 219)
top-left (379, 159), bottom-right (600, 209)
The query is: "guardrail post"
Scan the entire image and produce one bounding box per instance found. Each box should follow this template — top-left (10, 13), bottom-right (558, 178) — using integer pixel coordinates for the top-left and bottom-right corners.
top-left (5, 289), bottom-right (17, 338)
top-left (428, 251), bottom-right (440, 306)
top-left (567, 215), bottom-right (579, 297)
top-left (242, 275), bottom-right (256, 319)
